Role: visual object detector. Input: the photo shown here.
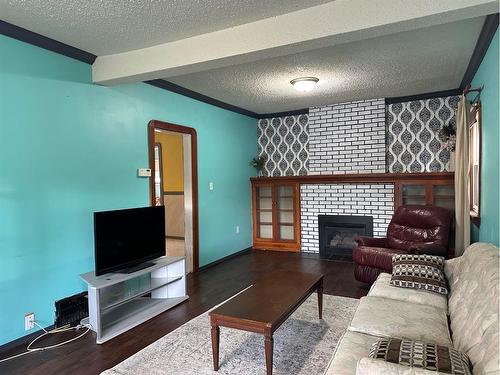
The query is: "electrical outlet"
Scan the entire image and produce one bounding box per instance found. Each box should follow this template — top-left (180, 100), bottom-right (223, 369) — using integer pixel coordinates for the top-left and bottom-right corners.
top-left (25, 312), bottom-right (35, 330)
top-left (236, 225), bottom-right (240, 234)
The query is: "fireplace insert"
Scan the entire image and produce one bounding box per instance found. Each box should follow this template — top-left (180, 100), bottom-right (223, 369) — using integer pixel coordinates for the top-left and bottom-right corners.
top-left (318, 215), bottom-right (373, 260)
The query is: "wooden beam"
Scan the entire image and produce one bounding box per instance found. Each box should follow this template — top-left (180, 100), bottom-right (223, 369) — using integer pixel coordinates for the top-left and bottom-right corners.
top-left (92, 0), bottom-right (498, 85)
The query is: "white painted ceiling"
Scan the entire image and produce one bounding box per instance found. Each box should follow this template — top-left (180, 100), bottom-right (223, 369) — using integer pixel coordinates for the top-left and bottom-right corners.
top-left (168, 17), bottom-right (484, 114)
top-left (0, 0), bottom-right (332, 55)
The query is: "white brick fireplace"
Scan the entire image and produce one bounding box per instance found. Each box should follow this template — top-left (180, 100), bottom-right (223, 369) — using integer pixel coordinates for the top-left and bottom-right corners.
top-left (300, 98), bottom-right (394, 255)
top-left (300, 184), bottom-right (394, 253)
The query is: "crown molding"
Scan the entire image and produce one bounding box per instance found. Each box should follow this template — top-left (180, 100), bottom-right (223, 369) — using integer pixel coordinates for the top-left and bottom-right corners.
top-left (0, 20), bottom-right (97, 64)
top-left (460, 13), bottom-right (499, 89)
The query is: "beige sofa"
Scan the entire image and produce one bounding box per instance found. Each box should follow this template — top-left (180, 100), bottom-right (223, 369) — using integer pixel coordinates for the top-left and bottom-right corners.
top-left (325, 242), bottom-right (499, 375)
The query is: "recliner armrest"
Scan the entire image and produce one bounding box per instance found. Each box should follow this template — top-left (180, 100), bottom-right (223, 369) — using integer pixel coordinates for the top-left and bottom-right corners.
top-left (354, 236), bottom-right (388, 248)
top-left (408, 243), bottom-right (448, 257)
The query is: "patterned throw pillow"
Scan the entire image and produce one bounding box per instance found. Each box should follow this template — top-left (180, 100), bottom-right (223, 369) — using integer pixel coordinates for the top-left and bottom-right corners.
top-left (369, 338), bottom-right (472, 375)
top-left (390, 254), bottom-right (448, 295)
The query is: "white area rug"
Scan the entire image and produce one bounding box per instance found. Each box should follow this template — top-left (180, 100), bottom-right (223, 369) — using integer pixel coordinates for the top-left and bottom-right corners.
top-left (101, 294), bottom-right (358, 375)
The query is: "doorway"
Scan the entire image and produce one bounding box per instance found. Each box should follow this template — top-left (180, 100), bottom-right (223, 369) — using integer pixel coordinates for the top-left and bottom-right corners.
top-left (148, 120), bottom-right (199, 273)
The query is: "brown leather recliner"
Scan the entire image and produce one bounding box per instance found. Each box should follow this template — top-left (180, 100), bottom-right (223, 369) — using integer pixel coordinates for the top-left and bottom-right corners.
top-left (353, 205), bottom-right (453, 284)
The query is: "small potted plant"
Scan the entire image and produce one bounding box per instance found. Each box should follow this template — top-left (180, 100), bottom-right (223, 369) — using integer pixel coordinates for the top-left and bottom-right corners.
top-left (440, 123), bottom-right (456, 171)
top-left (250, 155), bottom-right (266, 177)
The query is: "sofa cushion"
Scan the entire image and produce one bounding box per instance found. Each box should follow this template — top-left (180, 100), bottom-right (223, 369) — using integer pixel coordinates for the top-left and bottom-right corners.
top-left (369, 273), bottom-right (447, 311)
top-left (447, 242), bottom-right (499, 373)
top-left (348, 296), bottom-right (451, 346)
top-left (393, 253), bottom-right (445, 269)
top-left (369, 337), bottom-right (471, 375)
top-left (323, 331), bottom-right (376, 375)
top-left (353, 246), bottom-right (408, 272)
top-left (390, 254), bottom-right (448, 295)
top-left (356, 357), bottom-right (454, 375)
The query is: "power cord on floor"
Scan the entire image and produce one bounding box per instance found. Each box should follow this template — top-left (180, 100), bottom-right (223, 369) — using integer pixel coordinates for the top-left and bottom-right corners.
top-left (0, 322), bottom-right (92, 363)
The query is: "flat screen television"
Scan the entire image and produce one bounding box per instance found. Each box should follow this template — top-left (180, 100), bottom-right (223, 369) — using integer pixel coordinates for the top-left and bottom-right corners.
top-left (93, 206), bottom-right (165, 276)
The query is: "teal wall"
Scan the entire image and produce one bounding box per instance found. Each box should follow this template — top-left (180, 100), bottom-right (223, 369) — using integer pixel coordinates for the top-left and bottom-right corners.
top-left (470, 29), bottom-right (499, 246)
top-left (0, 35), bottom-right (256, 345)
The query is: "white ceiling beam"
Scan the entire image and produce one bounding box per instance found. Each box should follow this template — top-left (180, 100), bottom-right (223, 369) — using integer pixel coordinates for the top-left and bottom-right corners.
top-left (92, 0), bottom-right (499, 85)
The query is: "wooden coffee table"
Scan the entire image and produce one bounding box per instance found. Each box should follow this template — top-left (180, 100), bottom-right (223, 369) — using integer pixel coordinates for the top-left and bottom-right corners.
top-left (209, 271), bottom-right (324, 375)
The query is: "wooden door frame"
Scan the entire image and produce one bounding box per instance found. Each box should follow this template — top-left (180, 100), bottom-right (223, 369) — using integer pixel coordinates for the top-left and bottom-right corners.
top-left (148, 120), bottom-right (199, 272)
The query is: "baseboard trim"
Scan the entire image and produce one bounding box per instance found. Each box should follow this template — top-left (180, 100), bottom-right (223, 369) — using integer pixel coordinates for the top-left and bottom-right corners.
top-left (0, 324), bottom-right (54, 355)
top-left (198, 247), bottom-right (252, 272)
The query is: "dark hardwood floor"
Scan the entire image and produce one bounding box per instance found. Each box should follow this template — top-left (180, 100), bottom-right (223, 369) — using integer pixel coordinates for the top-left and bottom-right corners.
top-left (0, 250), bottom-right (367, 375)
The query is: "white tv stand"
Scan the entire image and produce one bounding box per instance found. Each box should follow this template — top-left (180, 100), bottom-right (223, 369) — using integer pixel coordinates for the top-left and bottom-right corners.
top-left (80, 256), bottom-right (188, 344)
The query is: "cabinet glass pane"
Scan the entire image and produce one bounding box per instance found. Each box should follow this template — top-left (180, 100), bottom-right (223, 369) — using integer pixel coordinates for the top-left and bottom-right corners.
top-left (258, 224), bottom-right (273, 239)
top-left (403, 196), bottom-right (427, 205)
top-left (402, 184), bottom-right (426, 205)
top-left (279, 225), bottom-right (294, 240)
top-left (278, 197), bottom-right (294, 210)
top-left (277, 185), bottom-right (295, 240)
top-left (433, 185), bottom-right (454, 196)
top-left (278, 186), bottom-right (293, 196)
top-left (433, 185), bottom-right (454, 210)
top-left (258, 186), bottom-right (272, 197)
top-left (432, 185), bottom-right (455, 210)
top-left (258, 197), bottom-right (272, 209)
top-left (278, 185), bottom-right (294, 210)
top-left (279, 211), bottom-right (294, 224)
top-left (257, 186), bottom-right (272, 210)
top-left (256, 185), bottom-right (273, 239)
top-left (403, 184), bottom-right (426, 195)
top-left (259, 211), bottom-right (272, 223)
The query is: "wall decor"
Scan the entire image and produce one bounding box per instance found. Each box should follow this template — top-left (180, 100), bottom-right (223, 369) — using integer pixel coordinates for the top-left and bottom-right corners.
top-left (386, 96), bottom-right (459, 173)
top-left (257, 114), bottom-right (309, 176)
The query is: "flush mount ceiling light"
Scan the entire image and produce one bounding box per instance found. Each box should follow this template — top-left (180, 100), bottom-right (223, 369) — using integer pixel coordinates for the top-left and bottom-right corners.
top-left (290, 77), bottom-right (319, 92)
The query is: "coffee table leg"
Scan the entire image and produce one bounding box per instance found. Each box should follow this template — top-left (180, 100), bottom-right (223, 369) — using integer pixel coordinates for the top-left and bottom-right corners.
top-left (264, 334), bottom-right (274, 375)
top-left (211, 324), bottom-right (220, 371)
top-left (317, 278), bottom-right (323, 320)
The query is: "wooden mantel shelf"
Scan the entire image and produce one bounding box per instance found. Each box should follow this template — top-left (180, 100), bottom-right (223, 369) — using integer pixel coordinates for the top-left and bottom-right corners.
top-left (250, 171), bottom-right (454, 184)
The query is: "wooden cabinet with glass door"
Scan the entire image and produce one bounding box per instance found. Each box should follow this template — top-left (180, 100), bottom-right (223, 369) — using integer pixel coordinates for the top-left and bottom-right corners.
top-left (252, 182), bottom-right (301, 251)
top-left (394, 179), bottom-right (455, 211)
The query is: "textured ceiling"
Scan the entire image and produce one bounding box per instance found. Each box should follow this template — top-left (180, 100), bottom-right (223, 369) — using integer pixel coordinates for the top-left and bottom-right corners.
top-left (168, 17), bottom-right (484, 114)
top-left (0, 0), bottom-right (332, 54)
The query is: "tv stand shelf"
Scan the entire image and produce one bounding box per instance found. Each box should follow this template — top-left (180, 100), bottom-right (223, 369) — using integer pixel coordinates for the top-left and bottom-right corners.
top-left (80, 256), bottom-right (188, 344)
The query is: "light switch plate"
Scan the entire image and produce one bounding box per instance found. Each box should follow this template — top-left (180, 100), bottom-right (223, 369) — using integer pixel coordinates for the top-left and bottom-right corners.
top-left (137, 168), bottom-right (151, 177)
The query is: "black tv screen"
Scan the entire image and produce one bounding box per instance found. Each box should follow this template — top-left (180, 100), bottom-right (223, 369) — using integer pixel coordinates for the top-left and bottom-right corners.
top-left (94, 206), bottom-right (165, 276)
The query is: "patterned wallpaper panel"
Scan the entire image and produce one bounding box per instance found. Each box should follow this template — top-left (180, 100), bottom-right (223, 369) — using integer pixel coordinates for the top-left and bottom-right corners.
top-left (386, 96), bottom-right (459, 173)
top-left (257, 114), bottom-right (309, 176)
